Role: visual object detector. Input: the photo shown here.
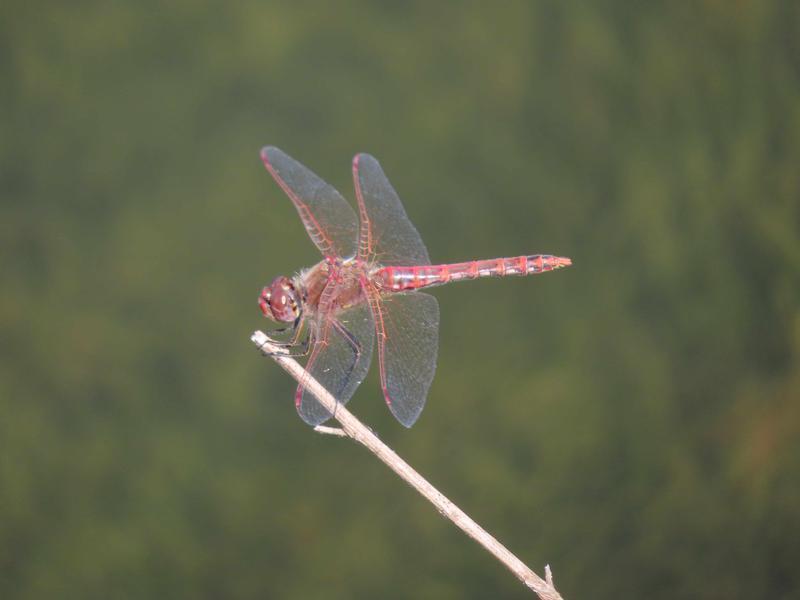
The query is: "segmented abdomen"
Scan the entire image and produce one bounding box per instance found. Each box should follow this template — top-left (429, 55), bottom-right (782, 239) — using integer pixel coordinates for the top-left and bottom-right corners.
top-left (374, 254), bottom-right (572, 292)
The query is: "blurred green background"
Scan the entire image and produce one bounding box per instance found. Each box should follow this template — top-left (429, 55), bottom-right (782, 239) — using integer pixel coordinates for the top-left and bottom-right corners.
top-left (3, 2), bottom-right (799, 598)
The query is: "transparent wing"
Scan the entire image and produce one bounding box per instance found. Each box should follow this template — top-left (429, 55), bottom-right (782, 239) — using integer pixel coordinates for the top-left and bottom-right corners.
top-left (262, 146), bottom-right (358, 259)
top-left (352, 153), bottom-right (431, 266)
top-left (296, 302), bottom-right (375, 426)
top-left (365, 287), bottom-right (439, 427)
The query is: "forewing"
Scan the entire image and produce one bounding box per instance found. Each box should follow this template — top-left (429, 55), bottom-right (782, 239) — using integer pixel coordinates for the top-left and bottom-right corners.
top-left (366, 289), bottom-right (439, 427)
top-left (352, 153), bottom-right (431, 266)
top-left (296, 303), bottom-right (375, 426)
top-left (262, 146), bottom-right (358, 259)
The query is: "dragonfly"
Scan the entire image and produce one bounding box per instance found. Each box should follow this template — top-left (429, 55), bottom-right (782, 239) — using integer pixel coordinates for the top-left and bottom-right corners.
top-left (258, 147), bottom-right (572, 428)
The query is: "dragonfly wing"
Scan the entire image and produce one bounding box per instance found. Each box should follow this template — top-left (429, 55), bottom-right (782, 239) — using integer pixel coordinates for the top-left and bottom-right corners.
top-left (352, 153), bottom-right (431, 266)
top-left (296, 302), bottom-right (375, 426)
top-left (365, 286), bottom-right (439, 427)
top-left (262, 146), bottom-right (358, 259)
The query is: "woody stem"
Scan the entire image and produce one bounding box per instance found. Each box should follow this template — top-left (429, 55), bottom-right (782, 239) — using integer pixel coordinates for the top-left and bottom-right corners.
top-left (251, 330), bottom-right (564, 600)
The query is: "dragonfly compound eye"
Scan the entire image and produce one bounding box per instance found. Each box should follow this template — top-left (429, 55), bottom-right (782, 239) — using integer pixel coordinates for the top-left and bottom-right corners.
top-left (262, 276), bottom-right (300, 323)
top-left (258, 286), bottom-right (274, 319)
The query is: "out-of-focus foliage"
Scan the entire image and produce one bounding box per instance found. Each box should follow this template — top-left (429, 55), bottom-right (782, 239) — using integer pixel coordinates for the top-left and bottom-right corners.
top-left (2, 1), bottom-right (799, 598)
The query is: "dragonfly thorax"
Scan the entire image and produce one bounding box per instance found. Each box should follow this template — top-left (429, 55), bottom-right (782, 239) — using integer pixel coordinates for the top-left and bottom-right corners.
top-left (259, 275), bottom-right (302, 323)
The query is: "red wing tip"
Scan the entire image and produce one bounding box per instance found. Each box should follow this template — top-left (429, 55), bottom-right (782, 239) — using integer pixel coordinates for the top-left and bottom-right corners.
top-left (352, 153), bottom-right (379, 168)
top-left (294, 386), bottom-right (303, 408)
top-left (260, 146), bottom-right (281, 168)
top-left (260, 147), bottom-right (272, 167)
top-left (352, 153), bottom-right (370, 172)
top-left (382, 388), bottom-right (422, 428)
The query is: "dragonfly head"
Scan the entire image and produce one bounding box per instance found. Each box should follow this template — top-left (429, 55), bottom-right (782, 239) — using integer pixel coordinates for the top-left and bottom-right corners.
top-left (259, 276), bottom-right (301, 323)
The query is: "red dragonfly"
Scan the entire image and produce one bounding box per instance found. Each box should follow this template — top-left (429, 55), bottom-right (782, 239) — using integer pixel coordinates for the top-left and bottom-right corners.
top-left (258, 147), bottom-right (572, 427)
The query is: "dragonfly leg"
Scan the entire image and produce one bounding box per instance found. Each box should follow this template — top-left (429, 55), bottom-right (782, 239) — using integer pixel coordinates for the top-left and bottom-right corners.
top-left (262, 325), bottom-right (296, 344)
top-left (259, 317), bottom-right (311, 358)
top-left (264, 314), bottom-right (305, 342)
top-left (267, 325), bottom-right (291, 336)
top-left (259, 335), bottom-right (310, 358)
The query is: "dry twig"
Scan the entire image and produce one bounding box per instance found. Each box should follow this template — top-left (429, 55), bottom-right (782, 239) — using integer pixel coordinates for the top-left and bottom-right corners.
top-left (252, 330), bottom-right (563, 600)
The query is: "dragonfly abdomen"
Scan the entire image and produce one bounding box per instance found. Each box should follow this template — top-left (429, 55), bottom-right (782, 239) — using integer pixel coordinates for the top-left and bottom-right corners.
top-left (375, 254), bottom-right (572, 291)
